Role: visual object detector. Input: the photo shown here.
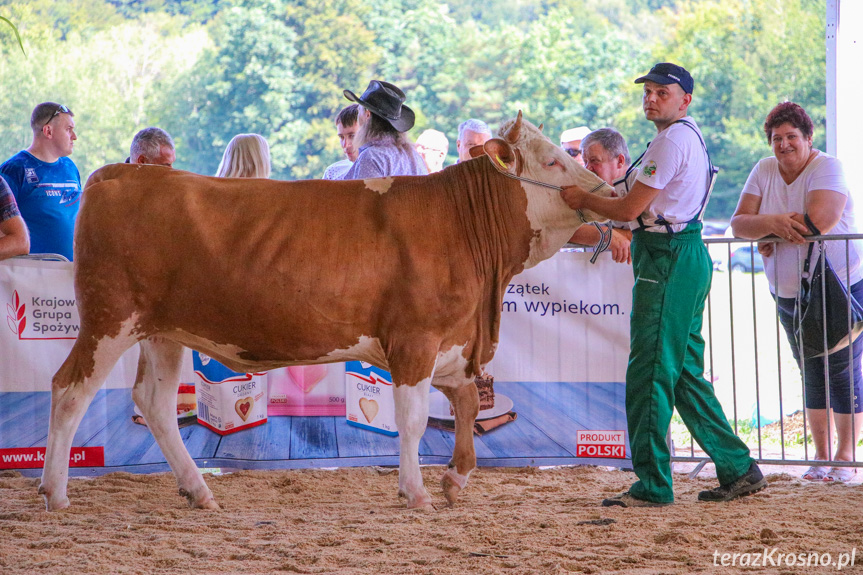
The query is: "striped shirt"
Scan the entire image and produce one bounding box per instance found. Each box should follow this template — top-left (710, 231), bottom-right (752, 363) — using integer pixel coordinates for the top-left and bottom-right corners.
top-left (341, 136), bottom-right (428, 180)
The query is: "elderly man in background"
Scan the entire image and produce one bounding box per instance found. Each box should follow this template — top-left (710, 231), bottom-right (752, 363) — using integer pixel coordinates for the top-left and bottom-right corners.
top-left (323, 104), bottom-right (359, 180)
top-left (415, 129), bottom-right (449, 173)
top-left (0, 177), bottom-right (29, 260)
top-left (0, 102), bottom-right (81, 261)
top-left (560, 125), bottom-right (591, 166)
top-left (567, 128), bottom-right (633, 263)
top-left (456, 119), bottom-right (492, 162)
top-left (129, 127), bottom-right (176, 167)
top-left (341, 80), bottom-right (427, 179)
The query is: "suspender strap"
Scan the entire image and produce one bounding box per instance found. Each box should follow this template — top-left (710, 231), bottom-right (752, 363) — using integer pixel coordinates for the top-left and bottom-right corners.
top-left (674, 119), bottom-right (719, 224)
top-left (627, 119), bottom-right (719, 233)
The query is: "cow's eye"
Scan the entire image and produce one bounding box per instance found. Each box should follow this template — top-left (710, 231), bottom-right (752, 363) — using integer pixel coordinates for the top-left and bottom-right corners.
top-left (546, 160), bottom-right (556, 167)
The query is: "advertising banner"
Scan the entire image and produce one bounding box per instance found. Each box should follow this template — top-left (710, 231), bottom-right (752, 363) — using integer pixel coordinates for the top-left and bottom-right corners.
top-left (0, 259), bottom-right (142, 391)
top-left (0, 252), bottom-right (633, 472)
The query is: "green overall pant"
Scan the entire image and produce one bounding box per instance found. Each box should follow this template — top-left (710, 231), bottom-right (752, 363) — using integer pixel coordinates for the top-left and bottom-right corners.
top-left (626, 223), bottom-right (753, 503)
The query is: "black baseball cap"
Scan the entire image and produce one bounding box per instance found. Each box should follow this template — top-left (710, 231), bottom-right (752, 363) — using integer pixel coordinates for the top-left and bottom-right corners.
top-left (635, 63), bottom-right (694, 94)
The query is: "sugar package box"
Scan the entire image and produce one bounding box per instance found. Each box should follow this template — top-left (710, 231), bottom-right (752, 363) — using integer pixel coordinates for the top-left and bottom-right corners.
top-left (268, 364), bottom-right (346, 416)
top-left (193, 351), bottom-right (267, 435)
top-left (345, 361), bottom-right (398, 436)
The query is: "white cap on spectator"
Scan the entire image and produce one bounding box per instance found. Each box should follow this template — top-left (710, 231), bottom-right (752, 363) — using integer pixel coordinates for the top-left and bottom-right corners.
top-left (416, 129), bottom-right (449, 152)
top-left (560, 126), bottom-right (591, 144)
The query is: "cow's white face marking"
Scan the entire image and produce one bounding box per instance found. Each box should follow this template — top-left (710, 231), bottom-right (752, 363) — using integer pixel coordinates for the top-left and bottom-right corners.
top-left (520, 145), bottom-right (611, 268)
top-left (364, 177), bottom-right (394, 195)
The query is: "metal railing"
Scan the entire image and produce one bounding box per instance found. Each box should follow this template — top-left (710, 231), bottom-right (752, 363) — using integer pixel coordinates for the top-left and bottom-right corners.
top-left (673, 233), bottom-right (863, 472)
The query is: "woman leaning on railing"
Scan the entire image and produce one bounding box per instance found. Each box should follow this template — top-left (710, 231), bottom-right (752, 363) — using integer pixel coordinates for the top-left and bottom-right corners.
top-left (730, 102), bottom-right (863, 483)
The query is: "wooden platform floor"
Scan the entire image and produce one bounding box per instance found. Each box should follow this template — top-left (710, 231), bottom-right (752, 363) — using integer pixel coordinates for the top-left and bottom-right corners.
top-left (0, 382), bottom-right (629, 475)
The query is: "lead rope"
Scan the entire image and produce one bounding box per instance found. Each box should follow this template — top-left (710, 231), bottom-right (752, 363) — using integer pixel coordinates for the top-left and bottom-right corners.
top-left (589, 223), bottom-right (613, 264)
top-left (490, 154), bottom-right (611, 225)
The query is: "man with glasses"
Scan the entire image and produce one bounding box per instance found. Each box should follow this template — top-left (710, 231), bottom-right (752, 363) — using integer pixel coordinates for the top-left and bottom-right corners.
top-left (567, 128), bottom-right (633, 264)
top-left (0, 102), bottom-right (81, 261)
top-left (127, 127), bottom-right (176, 167)
top-left (560, 125), bottom-right (591, 167)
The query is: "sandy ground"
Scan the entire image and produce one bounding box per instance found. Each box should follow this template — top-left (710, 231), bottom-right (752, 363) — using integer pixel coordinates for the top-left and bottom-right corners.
top-left (1, 464), bottom-right (861, 574)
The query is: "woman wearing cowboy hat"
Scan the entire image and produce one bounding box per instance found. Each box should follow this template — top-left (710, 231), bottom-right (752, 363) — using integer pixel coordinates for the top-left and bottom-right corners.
top-left (340, 80), bottom-right (427, 180)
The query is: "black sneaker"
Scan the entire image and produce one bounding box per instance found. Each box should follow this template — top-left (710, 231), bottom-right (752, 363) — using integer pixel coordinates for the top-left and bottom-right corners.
top-left (698, 462), bottom-right (767, 502)
top-left (601, 491), bottom-right (672, 508)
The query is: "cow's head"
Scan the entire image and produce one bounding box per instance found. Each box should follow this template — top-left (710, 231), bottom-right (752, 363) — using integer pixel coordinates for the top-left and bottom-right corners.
top-left (473, 111), bottom-right (613, 267)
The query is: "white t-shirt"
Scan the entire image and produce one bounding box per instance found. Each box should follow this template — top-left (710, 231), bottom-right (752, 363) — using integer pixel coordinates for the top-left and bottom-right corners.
top-left (630, 116), bottom-right (711, 233)
top-left (741, 151), bottom-right (862, 297)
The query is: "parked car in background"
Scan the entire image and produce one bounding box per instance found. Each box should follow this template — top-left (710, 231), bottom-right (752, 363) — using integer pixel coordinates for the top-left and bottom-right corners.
top-left (729, 245), bottom-right (764, 273)
top-left (702, 220), bottom-right (730, 237)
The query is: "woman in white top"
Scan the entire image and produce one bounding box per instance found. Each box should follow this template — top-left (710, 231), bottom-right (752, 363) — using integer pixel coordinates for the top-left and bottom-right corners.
top-left (731, 102), bottom-right (863, 482)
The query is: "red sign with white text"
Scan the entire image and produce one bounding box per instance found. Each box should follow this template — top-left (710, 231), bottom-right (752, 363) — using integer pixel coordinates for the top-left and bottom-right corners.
top-left (576, 430), bottom-right (626, 459)
top-left (0, 447), bottom-right (104, 469)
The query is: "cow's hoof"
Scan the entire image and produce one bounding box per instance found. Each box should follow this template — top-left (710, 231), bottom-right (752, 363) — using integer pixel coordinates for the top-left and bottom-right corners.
top-left (441, 468), bottom-right (470, 506)
top-left (38, 484), bottom-right (70, 512)
top-left (197, 498), bottom-right (220, 510)
top-left (179, 487), bottom-right (220, 510)
top-left (404, 489), bottom-right (433, 510)
top-left (441, 476), bottom-right (462, 506)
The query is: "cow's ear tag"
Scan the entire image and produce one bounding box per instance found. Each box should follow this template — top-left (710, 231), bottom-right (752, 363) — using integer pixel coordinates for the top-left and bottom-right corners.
top-left (483, 138), bottom-right (516, 173)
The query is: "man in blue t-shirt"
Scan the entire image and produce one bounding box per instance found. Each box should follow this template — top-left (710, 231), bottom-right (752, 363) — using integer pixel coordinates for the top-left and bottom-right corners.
top-left (0, 102), bottom-right (81, 261)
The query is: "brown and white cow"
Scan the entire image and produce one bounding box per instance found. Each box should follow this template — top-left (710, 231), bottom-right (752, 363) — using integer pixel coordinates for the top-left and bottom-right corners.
top-left (39, 113), bottom-right (611, 511)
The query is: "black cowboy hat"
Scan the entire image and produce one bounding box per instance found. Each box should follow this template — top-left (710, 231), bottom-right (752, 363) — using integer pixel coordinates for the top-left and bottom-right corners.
top-left (343, 80), bottom-right (416, 132)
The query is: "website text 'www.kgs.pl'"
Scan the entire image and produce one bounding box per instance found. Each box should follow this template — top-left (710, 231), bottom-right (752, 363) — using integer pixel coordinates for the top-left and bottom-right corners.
top-left (713, 548), bottom-right (856, 570)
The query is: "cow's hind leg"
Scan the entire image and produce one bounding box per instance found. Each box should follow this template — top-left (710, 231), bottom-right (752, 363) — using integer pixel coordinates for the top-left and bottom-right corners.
top-left (389, 343), bottom-right (438, 509)
top-left (133, 337), bottom-right (218, 509)
top-left (392, 375), bottom-right (433, 508)
top-left (40, 326), bottom-right (139, 511)
top-left (437, 378), bottom-right (479, 506)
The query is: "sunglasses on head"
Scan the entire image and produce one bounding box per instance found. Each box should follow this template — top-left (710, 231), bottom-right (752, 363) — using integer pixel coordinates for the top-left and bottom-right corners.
top-left (565, 148), bottom-right (582, 158)
top-left (44, 105), bottom-right (70, 127)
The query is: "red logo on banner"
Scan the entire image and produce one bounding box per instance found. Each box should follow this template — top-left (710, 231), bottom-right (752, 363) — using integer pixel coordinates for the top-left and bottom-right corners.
top-left (6, 290), bottom-right (26, 336)
top-left (0, 447), bottom-right (104, 469)
top-left (576, 430), bottom-right (627, 459)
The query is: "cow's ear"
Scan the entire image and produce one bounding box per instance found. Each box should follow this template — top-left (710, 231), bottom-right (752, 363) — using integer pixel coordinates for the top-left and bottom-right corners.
top-left (483, 138), bottom-right (517, 174)
top-left (468, 144), bottom-right (485, 159)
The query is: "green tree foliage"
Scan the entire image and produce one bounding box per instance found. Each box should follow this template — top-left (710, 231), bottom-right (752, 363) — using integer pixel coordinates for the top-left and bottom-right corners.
top-left (166, 0), bottom-right (305, 178)
top-left (0, 0), bottom-right (827, 219)
top-left (657, 0), bottom-right (827, 217)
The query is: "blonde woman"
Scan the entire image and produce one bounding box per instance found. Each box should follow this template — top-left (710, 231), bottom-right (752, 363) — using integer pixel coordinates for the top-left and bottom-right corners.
top-left (215, 133), bottom-right (271, 178)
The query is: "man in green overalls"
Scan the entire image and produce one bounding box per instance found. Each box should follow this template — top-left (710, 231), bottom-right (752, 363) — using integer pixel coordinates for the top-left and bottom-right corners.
top-left (561, 63), bottom-right (766, 507)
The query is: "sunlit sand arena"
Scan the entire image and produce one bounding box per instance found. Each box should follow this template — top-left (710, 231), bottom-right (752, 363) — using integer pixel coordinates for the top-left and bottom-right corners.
top-left (1, 464), bottom-right (860, 574)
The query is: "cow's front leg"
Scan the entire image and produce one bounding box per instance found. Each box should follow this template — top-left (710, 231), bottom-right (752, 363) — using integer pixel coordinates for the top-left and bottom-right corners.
top-left (438, 378), bottom-right (479, 505)
top-left (392, 376), bottom-right (433, 508)
top-left (133, 337), bottom-right (218, 509)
